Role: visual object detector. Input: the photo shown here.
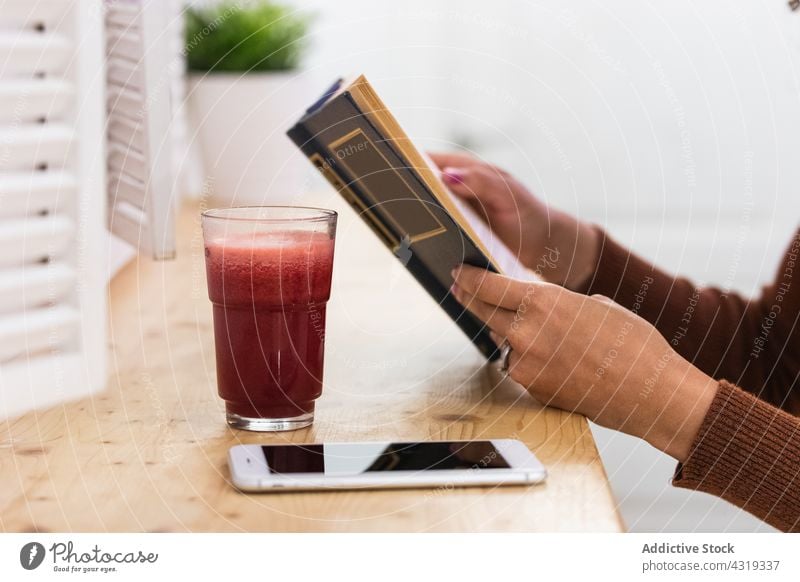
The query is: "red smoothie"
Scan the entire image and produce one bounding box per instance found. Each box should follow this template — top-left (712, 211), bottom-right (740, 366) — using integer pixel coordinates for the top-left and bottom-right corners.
top-left (204, 230), bottom-right (335, 421)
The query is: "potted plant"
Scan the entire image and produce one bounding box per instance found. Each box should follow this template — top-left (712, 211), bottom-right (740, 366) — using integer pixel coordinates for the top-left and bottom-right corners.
top-left (185, 1), bottom-right (312, 204)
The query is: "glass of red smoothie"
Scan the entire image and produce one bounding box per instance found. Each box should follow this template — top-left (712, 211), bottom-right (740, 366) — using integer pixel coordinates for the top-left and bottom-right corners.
top-left (201, 206), bottom-right (337, 431)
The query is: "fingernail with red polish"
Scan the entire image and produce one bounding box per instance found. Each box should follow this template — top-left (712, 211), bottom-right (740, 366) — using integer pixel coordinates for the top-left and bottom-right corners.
top-left (442, 168), bottom-right (463, 185)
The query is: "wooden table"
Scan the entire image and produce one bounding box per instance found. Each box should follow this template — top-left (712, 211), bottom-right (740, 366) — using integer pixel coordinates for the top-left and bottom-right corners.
top-left (1, 197), bottom-right (623, 532)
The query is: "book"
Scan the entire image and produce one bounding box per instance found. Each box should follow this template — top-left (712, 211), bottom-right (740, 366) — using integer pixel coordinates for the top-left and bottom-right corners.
top-left (287, 75), bottom-right (530, 360)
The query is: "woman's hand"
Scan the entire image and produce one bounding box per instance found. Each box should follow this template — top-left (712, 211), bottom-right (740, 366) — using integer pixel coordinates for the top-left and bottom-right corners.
top-left (429, 152), bottom-right (600, 290)
top-left (451, 265), bottom-right (718, 462)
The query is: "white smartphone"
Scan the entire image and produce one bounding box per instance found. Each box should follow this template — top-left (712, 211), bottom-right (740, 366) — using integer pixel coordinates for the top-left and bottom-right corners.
top-left (228, 439), bottom-right (546, 492)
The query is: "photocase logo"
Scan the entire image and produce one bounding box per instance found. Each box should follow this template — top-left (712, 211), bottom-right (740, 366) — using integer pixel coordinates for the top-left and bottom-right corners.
top-left (20, 542), bottom-right (46, 570)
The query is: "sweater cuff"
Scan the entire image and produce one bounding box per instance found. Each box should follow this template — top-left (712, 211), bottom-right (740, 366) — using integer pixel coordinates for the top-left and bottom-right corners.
top-left (673, 380), bottom-right (800, 532)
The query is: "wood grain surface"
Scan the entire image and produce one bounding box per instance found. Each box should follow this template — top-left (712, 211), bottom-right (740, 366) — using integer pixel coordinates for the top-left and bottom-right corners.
top-left (0, 196), bottom-right (623, 532)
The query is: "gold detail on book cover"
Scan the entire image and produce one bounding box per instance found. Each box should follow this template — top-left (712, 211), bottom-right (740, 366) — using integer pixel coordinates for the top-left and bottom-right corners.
top-left (309, 152), bottom-right (399, 250)
top-left (345, 75), bottom-right (501, 270)
top-left (327, 128), bottom-right (447, 246)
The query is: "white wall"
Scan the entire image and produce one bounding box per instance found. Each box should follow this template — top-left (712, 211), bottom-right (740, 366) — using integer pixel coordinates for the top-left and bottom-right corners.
top-left (293, 0), bottom-right (800, 531)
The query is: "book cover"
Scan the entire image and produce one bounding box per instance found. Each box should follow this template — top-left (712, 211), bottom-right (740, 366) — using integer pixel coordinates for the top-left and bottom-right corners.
top-left (288, 76), bottom-right (529, 360)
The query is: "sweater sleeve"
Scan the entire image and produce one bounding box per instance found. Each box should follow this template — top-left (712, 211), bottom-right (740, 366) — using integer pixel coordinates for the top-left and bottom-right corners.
top-left (575, 227), bottom-right (800, 413)
top-left (673, 380), bottom-right (800, 532)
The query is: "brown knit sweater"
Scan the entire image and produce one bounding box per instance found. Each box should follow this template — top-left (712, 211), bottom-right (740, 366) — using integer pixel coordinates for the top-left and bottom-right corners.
top-left (577, 227), bottom-right (800, 532)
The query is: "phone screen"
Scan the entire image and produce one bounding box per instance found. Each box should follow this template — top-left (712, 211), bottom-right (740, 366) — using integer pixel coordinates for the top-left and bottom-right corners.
top-left (260, 441), bottom-right (511, 475)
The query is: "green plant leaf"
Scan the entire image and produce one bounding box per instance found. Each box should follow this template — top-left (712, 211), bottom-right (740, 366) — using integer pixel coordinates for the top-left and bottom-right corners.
top-left (185, 1), bottom-right (311, 73)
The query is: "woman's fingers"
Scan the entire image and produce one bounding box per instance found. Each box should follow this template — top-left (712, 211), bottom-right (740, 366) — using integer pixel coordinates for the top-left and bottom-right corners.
top-left (440, 165), bottom-right (494, 201)
top-left (451, 285), bottom-right (515, 336)
top-left (428, 151), bottom-right (510, 177)
top-left (452, 265), bottom-right (535, 311)
top-left (428, 151), bottom-right (482, 170)
top-left (440, 164), bottom-right (512, 201)
top-left (428, 151), bottom-right (514, 206)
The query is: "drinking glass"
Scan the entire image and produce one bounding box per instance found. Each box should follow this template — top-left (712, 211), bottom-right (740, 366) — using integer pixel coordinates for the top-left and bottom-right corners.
top-left (202, 206), bottom-right (337, 431)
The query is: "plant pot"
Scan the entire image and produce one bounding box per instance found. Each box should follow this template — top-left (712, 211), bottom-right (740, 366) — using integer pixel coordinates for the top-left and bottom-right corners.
top-left (187, 70), bottom-right (313, 205)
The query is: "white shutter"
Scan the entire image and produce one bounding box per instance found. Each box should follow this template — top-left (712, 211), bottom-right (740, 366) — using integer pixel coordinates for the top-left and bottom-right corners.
top-left (0, 0), bottom-right (107, 419)
top-left (105, 0), bottom-right (176, 260)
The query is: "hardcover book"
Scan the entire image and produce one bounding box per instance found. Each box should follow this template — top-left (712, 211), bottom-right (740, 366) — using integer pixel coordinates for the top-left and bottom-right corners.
top-left (288, 75), bottom-right (529, 360)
